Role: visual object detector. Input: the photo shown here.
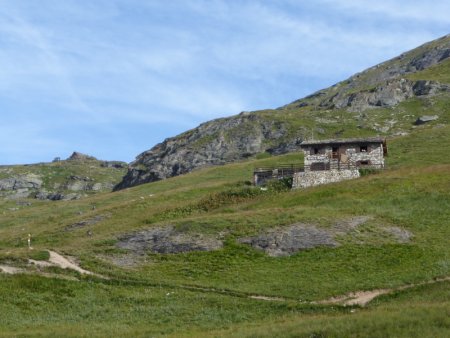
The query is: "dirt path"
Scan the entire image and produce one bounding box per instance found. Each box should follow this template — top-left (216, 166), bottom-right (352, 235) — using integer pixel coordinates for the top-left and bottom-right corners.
top-left (316, 276), bottom-right (450, 306)
top-left (1, 250), bottom-right (105, 279)
top-left (315, 289), bottom-right (391, 306)
top-left (2, 251), bottom-right (448, 307)
top-left (47, 250), bottom-right (94, 275)
top-left (0, 265), bottom-right (24, 274)
top-left (30, 250), bottom-right (107, 278)
top-left (1, 250), bottom-right (106, 278)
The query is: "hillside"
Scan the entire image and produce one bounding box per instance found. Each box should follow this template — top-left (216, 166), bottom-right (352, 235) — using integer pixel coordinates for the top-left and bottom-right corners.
top-left (0, 121), bottom-right (449, 336)
top-left (0, 34), bottom-right (449, 337)
top-left (0, 152), bottom-right (127, 201)
top-left (115, 34), bottom-right (450, 190)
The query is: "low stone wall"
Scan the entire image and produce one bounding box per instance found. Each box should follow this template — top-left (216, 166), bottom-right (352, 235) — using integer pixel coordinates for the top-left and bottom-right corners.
top-left (292, 169), bottom-right (360, 189)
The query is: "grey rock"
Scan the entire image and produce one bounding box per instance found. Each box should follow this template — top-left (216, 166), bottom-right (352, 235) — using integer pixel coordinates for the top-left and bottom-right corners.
top-left (35, 191), bottom-right (50, 200)
top-left (117, 226), bottom-right (223, 254)
top-left (239, 224), bottom-right (337, 257)
top-left (0, 175), bottom-right (42, 191)
top-left (0, 178), bottom-right (16, 190)
top-left (69, 175), bottom-right (93, 181)
top-left (322, 79), bottom-right (449, 113)
top-left (65, 181), bottom-right (88, 191)
top-left (101, 161), bottom-right (127, 169)
top-left (239, 217), bottom-right (371, 257)
top-left (65, 214), bottom-right (110, 231)
top-left (67, 152), bottom-right (97, 161)
top-left (46, 193), bottom-right (65, 201)
top-left (115, 116), bottom-right (303, 190)
top-left (62, 193), bottom-right (82, 201)
top-left (91, 183), bottom-right (103, 191)
top-left (415, 115), bottom-right (439, 125)
top-left (7, 189), bottom-right (32, 200)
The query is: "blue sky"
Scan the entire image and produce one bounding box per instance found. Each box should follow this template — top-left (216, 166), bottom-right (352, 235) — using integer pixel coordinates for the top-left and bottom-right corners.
top-left (1, 0), bottom-right (449, 164)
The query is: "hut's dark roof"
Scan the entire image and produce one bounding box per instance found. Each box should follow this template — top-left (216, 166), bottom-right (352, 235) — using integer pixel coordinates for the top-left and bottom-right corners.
top-left (301, 137), bottom-right (385, 147)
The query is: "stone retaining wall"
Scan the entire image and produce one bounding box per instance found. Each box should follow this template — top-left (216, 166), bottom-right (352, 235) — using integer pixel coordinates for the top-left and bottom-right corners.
top-left (292, 169), bottom-right (360, 189)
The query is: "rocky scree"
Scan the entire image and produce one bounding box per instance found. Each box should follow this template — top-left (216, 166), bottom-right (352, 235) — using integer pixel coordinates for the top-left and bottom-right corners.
top-left (117, 226), bottom-right (223, 254)
top-left (238, 216), bottom-right (413, 257)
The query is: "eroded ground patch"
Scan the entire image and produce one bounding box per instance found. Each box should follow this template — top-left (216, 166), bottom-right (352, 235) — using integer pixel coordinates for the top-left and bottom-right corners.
top-left (117, 225), bottom-right (223, 254)
top-left (238, 216), bottom-right (412, 256)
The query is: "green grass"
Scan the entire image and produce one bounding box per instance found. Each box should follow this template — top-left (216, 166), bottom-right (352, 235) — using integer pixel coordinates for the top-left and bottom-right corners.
top-left (407, 57), bottom-right (450, 83)
top-left (0, 158), bottom-right (126, 195)
top-left (0, 118), bottom-right (449, 335)
top-left (187, 281), bottom-right (450, 338)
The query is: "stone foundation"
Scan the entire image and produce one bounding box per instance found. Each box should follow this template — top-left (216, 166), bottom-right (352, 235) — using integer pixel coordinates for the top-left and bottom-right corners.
top-left (292, 169), bottom-right (360, 189)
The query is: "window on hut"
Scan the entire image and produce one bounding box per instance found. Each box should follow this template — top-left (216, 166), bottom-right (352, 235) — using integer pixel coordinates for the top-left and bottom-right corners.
top-left (310, 162), bottom-right (330, 171)
top-left (332, 146), bottom-right (339, 159)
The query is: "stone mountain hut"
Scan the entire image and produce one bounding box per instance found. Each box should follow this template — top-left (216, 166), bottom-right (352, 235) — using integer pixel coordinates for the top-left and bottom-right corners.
top-left (293, 137), bottom-right (387, 188)
top-left (253, 137), bottom-right (387, 188)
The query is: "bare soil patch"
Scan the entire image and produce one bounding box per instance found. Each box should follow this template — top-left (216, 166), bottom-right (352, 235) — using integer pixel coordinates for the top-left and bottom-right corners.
top-left (117, 225), bottom-right (223, 254)
top-left (0, 265), bottom-right (24, 274)
top-left (238, 216), bottom-right (412, 257)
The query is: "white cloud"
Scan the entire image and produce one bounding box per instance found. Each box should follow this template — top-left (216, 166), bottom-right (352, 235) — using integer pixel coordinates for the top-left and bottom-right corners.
top-left (0, 0), bottom-right (448, 163)
top-left (315, 0), bottom-right (450, 24)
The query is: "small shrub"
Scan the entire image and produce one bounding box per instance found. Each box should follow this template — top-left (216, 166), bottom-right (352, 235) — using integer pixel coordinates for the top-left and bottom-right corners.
top-left (359, 168), bottom-right (381, 176)
top-left (265, 177), bottom-right (293, 191)
top-left (256, 152), bottom-right (271, 160)
top-left (28, 250), bottom-right (50, 261)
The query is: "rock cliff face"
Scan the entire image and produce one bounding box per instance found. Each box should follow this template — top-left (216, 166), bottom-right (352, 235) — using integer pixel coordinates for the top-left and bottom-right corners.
top-left (0, 152), bottom-right (127, 201)
top-left (116, 34), bottom-right (450, 190)
top-left (114, 114), bottom-right (301, 189)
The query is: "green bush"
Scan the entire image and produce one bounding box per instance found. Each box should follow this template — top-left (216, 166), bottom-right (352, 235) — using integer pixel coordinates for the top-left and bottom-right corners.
top-left (265, 177), bottom-right (293, 191)
top-left (358, 168), bottom-right (380, 176)
top-left (28, 250), bottom-right (50, 261)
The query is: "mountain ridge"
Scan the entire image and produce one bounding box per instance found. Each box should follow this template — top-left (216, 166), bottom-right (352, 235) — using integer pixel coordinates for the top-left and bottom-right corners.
top-left (115, 34), bottom-right (450, 190)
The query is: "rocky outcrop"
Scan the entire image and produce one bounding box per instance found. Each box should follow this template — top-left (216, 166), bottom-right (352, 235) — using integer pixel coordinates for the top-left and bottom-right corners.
top-left (0, 155), bottom-right (124, 200)
top-left (117, 226), bottom-right (223, 254)
top-left (100, 161), bottom-right (127, 169)
top-left (317, 79), bottom-right (449, 112)
top-left (239, 224), bottom-right (338, 257)
top-left (415, 115), bottom-right (439, 125)
top-left (286, 35), bottom-right (450, 109)
top-left (0, 174), bottom-right (42, 191)
top-left (0, 175), bottom-right (43, 199)
top-left (115, 35), bottom-right (450, 190)
top-left (114, 114), bottom-right (303, 189)
top-left (238, 216), bottom-right (412, 256)
top-left (35, 191), bottom-right (82, 201)
top-left (67, 152), bottom-right (97, 161)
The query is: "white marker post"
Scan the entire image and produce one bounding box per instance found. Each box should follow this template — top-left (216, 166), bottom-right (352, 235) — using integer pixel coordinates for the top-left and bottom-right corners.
top-left (27, 233), bottom-right (32, 250)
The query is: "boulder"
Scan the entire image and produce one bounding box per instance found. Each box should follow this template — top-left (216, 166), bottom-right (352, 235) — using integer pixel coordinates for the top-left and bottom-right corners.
top-left (67, 152), bottom-right (97, 161)
top-left (415, 115), bottom-right (439, 125)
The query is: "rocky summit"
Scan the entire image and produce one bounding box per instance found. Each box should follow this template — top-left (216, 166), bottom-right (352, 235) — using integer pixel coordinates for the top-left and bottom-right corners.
top-left (67, 151), bottom-right (98, 161)
top-left (116, 34), bottom-right (450, 190)
top-left (0, 153), bottom-right (127, 201)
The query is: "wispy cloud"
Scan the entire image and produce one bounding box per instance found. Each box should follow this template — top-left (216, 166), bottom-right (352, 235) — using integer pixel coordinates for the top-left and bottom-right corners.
top-left (0, 0), bottom-right (448, 164)
top-left (315, 0), bottom-right (450, 24)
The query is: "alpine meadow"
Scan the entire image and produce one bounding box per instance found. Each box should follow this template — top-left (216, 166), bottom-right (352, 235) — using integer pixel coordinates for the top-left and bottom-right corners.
top-left (1, 21), bottom-right (450, 338)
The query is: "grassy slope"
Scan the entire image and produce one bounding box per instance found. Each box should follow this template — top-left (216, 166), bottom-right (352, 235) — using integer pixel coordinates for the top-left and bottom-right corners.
top-left (187, 281), bottom-right (450, 338)
top-left (0, 159), bottom-right (127, 194)
top-left (0, 57), bottom-right (449, 336)
top-left (0, 121), bottom-right (449, 336)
